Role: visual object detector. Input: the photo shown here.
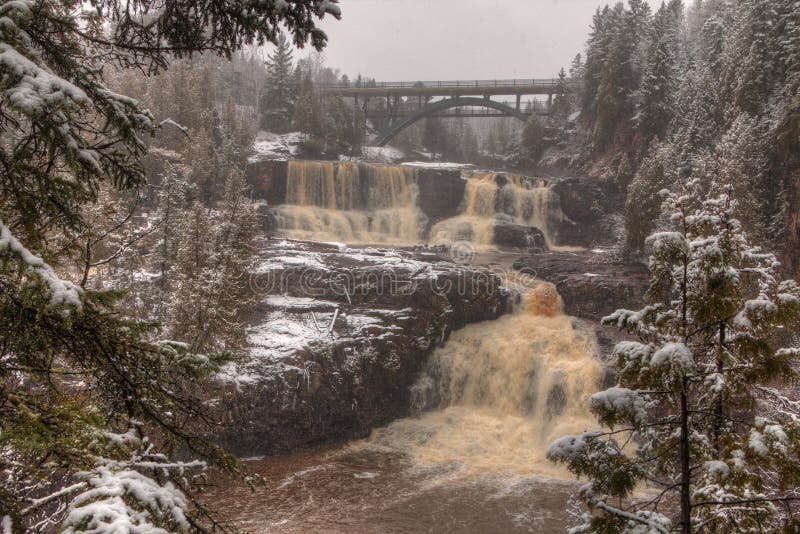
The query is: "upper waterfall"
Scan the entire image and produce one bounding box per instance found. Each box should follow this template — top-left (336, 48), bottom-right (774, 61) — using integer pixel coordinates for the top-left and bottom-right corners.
top-left (286, 161), bottom-right (417, 211)
top-left (270, 160), bottom-right (566, 249)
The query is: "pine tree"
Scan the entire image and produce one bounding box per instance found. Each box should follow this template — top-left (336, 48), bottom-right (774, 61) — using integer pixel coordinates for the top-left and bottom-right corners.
top-left (423, 118), bottom-right (448, 158)
top-left (722, 0), bottom-right (779, 116)
top-left (593, 3), bottom-right (639, 151)
top-left (551, 67), bottom-right (572, 121)
top-left (260, 32), bottom-right (296, 133)
top-left (0, 0), bottom-right (340, 530)
top-left (151, 166), bottom-right (193, 291)
top-left (168, 171), bottom-right (258, 354)
top-left (460, 122), bottom-right (480, 162)
top-left (570, 53), bottom-right (586, 112)
top-left (292, 72), bottom-right (323, 138)
top-left (522, 115), bottom-right (547, 162)
top-left (550, 181), bottom-right (800, 533)
top-left (583, 6), bottom-right (612, 117)
top-left (624, 141), bottom-right (678, 253)
top-left (636, 1), bottom-right (682, 140)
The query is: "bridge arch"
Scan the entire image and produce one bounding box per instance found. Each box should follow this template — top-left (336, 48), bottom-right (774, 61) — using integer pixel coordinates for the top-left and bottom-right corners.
top-left (375, 96), bottom-right (530, 147)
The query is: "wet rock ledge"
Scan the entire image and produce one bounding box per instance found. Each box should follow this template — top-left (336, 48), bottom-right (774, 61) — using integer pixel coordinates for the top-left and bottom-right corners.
top-left (514, 250), bottom-right (650, 322)
top-left (213, 239), bottom-right (508, 457)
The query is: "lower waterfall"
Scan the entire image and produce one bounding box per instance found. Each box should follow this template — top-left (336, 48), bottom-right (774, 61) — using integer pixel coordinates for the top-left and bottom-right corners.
top-left (370, 283), bottom-right (600, 479)
top-left (208, 283), bottom-right (601, 532)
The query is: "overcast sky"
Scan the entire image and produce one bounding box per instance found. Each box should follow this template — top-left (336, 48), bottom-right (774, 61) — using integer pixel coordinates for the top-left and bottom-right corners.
top-left (313, 0), bottom-right (661, 81)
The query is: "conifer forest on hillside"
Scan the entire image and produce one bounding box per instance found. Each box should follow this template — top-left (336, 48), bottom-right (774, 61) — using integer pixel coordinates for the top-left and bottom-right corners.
top-left (3, 1), bottom-right (800, 532)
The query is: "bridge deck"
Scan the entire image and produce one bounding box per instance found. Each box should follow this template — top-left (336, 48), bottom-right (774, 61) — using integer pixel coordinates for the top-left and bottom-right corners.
top-left (318, 78), bottom-right (574, 97)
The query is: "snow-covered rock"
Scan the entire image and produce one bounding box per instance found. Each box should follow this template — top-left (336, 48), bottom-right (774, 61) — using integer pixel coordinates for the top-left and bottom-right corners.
top-left (360, 145), bottom-right (405, 164)
top-left (249, 131), bottom-right (305, 162)
top-left (212, 238), bottom-right (508, 456)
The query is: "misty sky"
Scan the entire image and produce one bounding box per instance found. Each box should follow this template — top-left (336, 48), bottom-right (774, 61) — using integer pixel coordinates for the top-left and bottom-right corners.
top-left (315, 0), bottom-right (662, 81)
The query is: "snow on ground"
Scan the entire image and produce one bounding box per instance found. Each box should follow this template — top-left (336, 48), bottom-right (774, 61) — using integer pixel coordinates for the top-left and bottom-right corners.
top-left (359, 146), bottom-right (405, 164)
top-left (254, 253), bottom-right (327, 272)
top-left (248, 313), bottom-right (328, 361)
top-left (249, 131), bottom-right (305, 162)
top-left (266, 295), bottom-right (339, 310)
top-left (402, 161), bottom-right (475, 170)
top-left (217, 240), bottom-right (448, 386)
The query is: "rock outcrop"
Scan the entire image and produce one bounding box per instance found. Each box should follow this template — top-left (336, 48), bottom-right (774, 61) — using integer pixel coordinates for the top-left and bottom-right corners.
top-left (492, 221), bottom-right (547, 250)
top-left (245, 159), bottom-right (287, 205)
top-left (551, 177), bottom-right (620, 247)
top-left (514, 251), bottom-right (649, 322)
top-left (416, 168), bottom-right (466, 225)
top-left (213, 239), bottom-right (508, 456)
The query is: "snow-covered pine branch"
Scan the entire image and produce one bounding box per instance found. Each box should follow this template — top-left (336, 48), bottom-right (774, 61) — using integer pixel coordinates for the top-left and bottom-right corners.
top-left (551, 182), bottom-right (800, 533)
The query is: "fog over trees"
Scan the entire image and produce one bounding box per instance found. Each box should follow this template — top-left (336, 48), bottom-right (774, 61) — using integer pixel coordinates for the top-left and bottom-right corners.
top-left (3, 0), bottom-right (800, 532)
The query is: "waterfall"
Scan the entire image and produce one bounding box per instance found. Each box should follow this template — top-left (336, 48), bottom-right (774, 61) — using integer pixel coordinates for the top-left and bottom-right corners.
top-left (371, 283), bottom-right (600, 478)
top-left (272, 162), bottom-right (572, 249)
top-left (275, 161), bottom-right (425, 243)
top-left (429, 172), bottom-right (563, 249)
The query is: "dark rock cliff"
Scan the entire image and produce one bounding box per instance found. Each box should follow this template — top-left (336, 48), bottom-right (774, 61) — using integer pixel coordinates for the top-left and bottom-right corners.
top-left (513, 251), bottom-right (649, 322)
top-left (213, 239), bottom-right (508, 456)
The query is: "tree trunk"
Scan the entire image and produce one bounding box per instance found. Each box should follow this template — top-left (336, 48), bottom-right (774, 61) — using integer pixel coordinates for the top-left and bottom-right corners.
top-left (680, 376), bottom-right (692, 534)
top-left (714, 321), bottom-right (725, 455)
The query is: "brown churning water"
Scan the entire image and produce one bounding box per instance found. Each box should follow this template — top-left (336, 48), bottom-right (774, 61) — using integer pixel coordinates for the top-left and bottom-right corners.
top-left (366, 282), bottom-right (600, 479)
top-left (274, 161), bottom-right (425, 243)
top-left (207, 283), bottom-right (599, 532)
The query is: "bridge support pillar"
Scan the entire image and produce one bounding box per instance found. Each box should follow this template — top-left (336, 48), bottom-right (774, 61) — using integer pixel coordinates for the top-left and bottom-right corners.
top-left (516, 94), bottom-right (521, 112)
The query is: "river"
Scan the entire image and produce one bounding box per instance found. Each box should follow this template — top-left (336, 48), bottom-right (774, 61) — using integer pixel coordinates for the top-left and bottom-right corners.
top-left (208, 285), bottom-right (599, 533)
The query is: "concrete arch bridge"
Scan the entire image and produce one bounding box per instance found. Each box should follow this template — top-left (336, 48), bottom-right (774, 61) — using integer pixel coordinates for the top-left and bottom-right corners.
top-left (317, 78), bottom-right (573, 147)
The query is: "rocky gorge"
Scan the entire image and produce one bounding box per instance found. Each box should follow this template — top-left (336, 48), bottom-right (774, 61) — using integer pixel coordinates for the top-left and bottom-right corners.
top-left (212, 157), bottom-right (652, 458)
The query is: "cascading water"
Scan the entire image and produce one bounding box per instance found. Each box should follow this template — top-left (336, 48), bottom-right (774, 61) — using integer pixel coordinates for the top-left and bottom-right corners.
top-left (271, 162), bottom-right (570, 249)
top-left (208, 281), bottom-right (600, 532)
top-left (429, 171), bottom-right (565, 250)
top-left (274, 161), bottom-right (426, 243)
top-left (370, 282), bottom-right (600, 478)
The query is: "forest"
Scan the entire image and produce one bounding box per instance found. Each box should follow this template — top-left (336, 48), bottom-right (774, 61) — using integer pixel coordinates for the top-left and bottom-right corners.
top-left (2, 0), bottom-right (800, 533)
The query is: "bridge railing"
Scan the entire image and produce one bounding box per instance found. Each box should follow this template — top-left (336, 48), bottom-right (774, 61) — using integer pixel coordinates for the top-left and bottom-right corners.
top-left (363, 99), bottom-right (550, 114)
top-left (315, 78), bottom-right (567, 90)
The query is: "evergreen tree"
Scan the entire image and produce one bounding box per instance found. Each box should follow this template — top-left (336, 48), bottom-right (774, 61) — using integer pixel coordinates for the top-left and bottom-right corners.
top-left (550, 181), bottom-right (800, 533)
top-left (570, 53), bottom-right (586, 113)
top-left (721, 0), bottom-right (779, 116)
top-left (151, 165), bottom-right (193, 294)
top-left (551, 67), bottom-right (572, 121)
top-left (460, 122), bottom-right (480, 162)
top-left (522, 115), bottom-right (547, 162)
top-left (423, 118), bottom-right (448, 158)
top-left (321, 96), bottom-right (365, 156)
top-left (292, 72), bottom-right (323, 138)
top-left (593, 3), bottom-right (639, 150)
top-left (168, 171), bottom-right (258, 354)
top-left (583, 6), bottom-right (613, 117)
top-left (636, 1), bottom-right (682, 140)
top-left (624, 141), bottom-right (678, 253)
top-left (259, 32), bottom-right (296, 132)
top-left (0, 0), bottom-right (340, 530)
